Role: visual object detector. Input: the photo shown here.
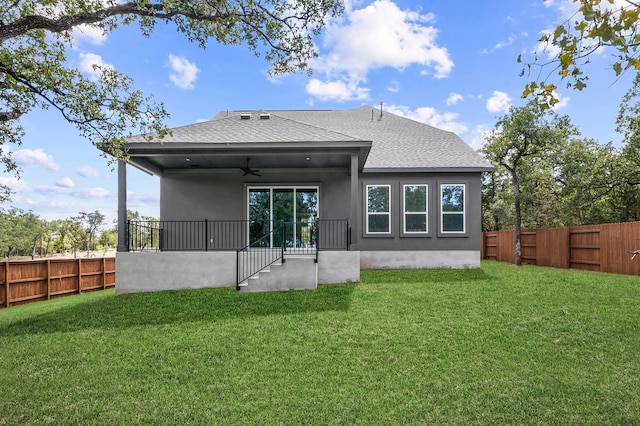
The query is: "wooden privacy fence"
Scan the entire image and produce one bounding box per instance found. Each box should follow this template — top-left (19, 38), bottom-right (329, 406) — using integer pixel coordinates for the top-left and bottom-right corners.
top-left (482, 222), bottom-right (640, 276)
top-left (0, 257), bottom-right (115, 308)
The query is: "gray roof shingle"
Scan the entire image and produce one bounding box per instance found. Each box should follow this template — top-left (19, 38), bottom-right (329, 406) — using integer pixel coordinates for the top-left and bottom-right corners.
top-left (272, 106), bottom-right (492, 171)
top-left (127, 105), bottom-right (492, 172)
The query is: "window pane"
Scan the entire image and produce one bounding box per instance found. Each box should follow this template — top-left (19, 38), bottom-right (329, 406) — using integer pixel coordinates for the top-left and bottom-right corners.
top-left (368, 214), bottom-right (390, 233)
top-left (405, 214), bottom-right (427, 233)
top-left (368, 186), bottom-right (390, 213)
top-left (249, 189), bottom-right (270, 245)
top-left (296, 189), bottom-right (318, 223)
top-left (405, 185), bottom-right (427, 212)
top-left (442, 185), bottom-right (464, 212)
top-left (443, 214), bottom-right (464, 232)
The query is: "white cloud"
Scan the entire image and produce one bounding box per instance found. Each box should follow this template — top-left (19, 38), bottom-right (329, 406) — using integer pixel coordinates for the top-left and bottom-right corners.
top-left (387, 80), bottom-right (400, 93)
top-left (306, 78), bottom-right (370, 102)
top-left (307, 0), bottom-right (453, 101)
top-left (78, 187), bottom-right (111, 199)
top-left (320, 0), bottom-right (452, 76)
top-left (387, 104), bottom-right (468, 135)
top-left (72, 24), bottom-right (107, 46)
top-left (35, 185), bottom-right (110, 199)
top-left (168, 55), bottom-right (200, 90)
top-left (77, 165), bottom-right (100, 178)
top-left (0, 176), bottom-right (28, 193)
top-left (486, 91), bottom-right (512, 113)
top-left (56, 177), bottom-right (75, 188)
top-left (78, 52), bottom-right (114, 81)
top-left (446, 93), bottom-right (464, 106)
top-left (495, 35), bottom-right (516, 49)
top-left (550, 90), bottom-right (571, 111)
top-left (12, 149), bottom-right (60, 171)
top-left (469, 124), bottom-right (493, 150)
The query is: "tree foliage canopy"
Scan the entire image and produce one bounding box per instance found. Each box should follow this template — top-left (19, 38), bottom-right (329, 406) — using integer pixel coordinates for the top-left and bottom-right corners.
top-left (0, 0), bottom-right (342, 190)
top-left (483, 75), bottom-right (640, 234)
top-left (519, 0), bottom-right (640, 108)
top-left (482, 102), bottom-right (577, 264)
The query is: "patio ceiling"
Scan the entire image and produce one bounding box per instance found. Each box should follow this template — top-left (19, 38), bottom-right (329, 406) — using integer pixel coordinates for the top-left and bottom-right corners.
top-left (123, 141), bottom-right (372, 176)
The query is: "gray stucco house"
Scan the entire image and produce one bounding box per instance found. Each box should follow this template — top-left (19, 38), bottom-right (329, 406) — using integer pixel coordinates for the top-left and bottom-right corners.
top-left (113, 105), bottom-right (493, 293)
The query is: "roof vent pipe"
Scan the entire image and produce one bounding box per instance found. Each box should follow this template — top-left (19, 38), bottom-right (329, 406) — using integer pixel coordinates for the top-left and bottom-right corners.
top-left (379, 101), bottom-right (383, 120)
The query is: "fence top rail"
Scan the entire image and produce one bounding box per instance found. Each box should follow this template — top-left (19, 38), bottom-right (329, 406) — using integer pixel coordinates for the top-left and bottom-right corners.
top-left (1, 256), bottom-right (115, 264)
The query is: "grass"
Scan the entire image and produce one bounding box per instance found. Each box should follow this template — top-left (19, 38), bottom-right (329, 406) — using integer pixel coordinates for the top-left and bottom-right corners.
top-left (1, 261), bottom-right (639, 425)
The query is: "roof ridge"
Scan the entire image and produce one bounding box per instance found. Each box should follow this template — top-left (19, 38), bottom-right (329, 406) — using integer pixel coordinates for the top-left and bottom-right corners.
top-left (266, 111), bottom-right (370, 142)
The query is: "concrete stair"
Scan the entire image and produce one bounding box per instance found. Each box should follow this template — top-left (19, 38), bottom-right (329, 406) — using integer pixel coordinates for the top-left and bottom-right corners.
top-left (237, 256), bottom-right (317, 292)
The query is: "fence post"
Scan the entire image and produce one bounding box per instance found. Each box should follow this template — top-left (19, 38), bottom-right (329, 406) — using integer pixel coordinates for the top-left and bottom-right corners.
top-left (3, 261), bottom-right (9, 308)
top-left (46, 259), bottom-right (51, 300)
top-left (102, 258), bottom-right (106, 290)
top-left (567, 228), bottom-right (572, 270)
top-left (77, 258), bottom-right (82, 294)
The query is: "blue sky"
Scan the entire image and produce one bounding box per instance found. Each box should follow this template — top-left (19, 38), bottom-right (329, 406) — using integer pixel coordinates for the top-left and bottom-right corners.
top-left (1, 0), bottom-right (635, 224)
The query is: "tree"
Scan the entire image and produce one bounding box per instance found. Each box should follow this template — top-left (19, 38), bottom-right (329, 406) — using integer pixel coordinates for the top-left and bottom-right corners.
top-left (98, 229), bottom-right (117, 254)
top-left (0, 0), bottom-right (342, 184)
top-left (482, 102), bottom-right (577, 265)
top-left (611, 72), bottom-right (640, 220)
top-left (555, 138), bottom-right (621, 225)
top-left (67, 217), bottom-right (87, 258)
top-left (0, 208), bottom-right (45, 258)
top-left (519, 0), bottom-right (640, 108)
top-left (74, 210), bottom-right (105, 256)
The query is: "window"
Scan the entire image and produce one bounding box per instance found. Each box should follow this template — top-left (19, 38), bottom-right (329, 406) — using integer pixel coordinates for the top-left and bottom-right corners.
top-left (366, 185), bottom-right (391, 234)
top-left (248, 186), bottom-right (319, 247)
top-left (441, 184), bottom-right (465, 233)
top-left (404, 184), bottom-right (428, 234)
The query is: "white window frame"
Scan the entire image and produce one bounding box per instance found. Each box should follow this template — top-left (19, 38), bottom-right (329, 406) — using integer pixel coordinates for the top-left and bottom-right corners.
top-left (366, 184), bottom-right (391, 234)
top-left (403, 184), bottom-right (428, 234)
top-left (440, 183), bottom-right (466, 234)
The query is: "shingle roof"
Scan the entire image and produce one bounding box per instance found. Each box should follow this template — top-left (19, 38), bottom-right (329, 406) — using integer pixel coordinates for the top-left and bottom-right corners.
top-left (127, 111), bottom-right (363, 144)
top-left (271, 106), bottom-right (492, 171)
top-left (127, 105), bottom-right (492, 172)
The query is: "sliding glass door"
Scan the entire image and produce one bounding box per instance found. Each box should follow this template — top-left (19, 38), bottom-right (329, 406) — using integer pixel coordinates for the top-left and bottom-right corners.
top-left (248, 187), bottom-right (318, 247)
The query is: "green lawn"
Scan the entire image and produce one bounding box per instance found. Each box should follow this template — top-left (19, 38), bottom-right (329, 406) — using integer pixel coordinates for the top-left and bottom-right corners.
top-left (1, 261), bottom-right (639, 425)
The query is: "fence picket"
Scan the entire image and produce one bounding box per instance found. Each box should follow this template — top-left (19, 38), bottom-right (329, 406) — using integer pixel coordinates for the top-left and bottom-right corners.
top-left (0, 257), bottom-right (115, 309)
top-left (483, 222), bottom-right (640, 276)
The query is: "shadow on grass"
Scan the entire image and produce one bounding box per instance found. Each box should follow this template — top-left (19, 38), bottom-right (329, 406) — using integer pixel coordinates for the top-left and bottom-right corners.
top-left (0, 283), bottom-right (355, 337)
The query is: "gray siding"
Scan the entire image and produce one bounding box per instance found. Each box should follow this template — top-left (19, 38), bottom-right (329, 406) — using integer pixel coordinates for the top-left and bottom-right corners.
top-left (357, 172), bottom-right (483, 251)
top-left (160, 169), bottom-right (351, 221)
top-left (159, 169), bottom-right (483, 253)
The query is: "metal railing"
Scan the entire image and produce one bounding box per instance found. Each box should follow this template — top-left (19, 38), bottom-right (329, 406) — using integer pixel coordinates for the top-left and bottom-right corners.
top-left (127, 220), bottom-right (249, 252)
top-left (236, 230), bottom-right (284, 290)
top-left (127, 219), bottom-right (350, 253)
top-left (127, 220), bottom-right (162, 251)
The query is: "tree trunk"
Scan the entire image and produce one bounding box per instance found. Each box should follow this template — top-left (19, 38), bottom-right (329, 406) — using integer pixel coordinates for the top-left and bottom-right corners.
top-left (512, 171), bottom-right (522, 266)
top-left (31, 237), bottom-right (37, 260)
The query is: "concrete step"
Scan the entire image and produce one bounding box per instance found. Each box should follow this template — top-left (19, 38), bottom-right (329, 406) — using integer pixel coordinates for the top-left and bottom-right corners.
top-left (238, 257), bottom-right (317, 293)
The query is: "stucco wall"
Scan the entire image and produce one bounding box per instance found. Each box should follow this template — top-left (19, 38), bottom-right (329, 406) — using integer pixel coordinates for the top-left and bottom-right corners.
top-left (116, 252), bottom-right (237, 294)
top-left (158, 169), bottom-right (484, 254)
top-left (360, 250), bottom-right (481, 270)
top-left (116, 250), bottom-right (361, 294)
top-left (357, 172), bottom-right (484, 251)
top-left (160, 169), bottom-right (351, 221)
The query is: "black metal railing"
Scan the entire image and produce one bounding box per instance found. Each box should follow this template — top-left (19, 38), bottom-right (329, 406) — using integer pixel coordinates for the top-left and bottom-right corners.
top-left (236, 230), bottom-right (284, 290)
top-left (127, 220), bottom-right (162, 251)
top-left (127, 219), bottom-right (349, 253)
top-left (127, 220), bottom-right (250, 252)
top-left (316, 219), bottom-right (350, 251)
